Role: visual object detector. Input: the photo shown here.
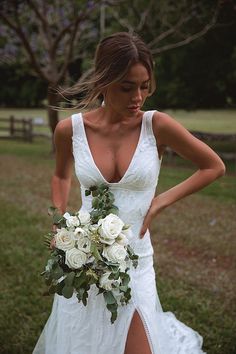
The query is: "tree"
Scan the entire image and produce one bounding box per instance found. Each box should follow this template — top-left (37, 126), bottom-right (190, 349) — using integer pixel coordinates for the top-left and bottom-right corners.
top-left (107, 0), bottom-right (229, 53)
top-left (0, 0), bottom-right (116, 134)
top-left (0, 0), bottom-right (233, 133)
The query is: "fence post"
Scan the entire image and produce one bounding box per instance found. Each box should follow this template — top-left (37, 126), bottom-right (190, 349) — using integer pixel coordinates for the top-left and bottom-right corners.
top-left (22, 118), bottom-right (26, 140)
top-left (28, 118), bottom-right (33, 142)
top-left (10, 115), bottom-right (14, 137)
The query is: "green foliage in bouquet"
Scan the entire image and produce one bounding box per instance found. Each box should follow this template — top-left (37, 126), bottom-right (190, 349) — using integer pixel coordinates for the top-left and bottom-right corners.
top-left (85, 183), bottom-right (119, 223)
top-left (41, 183), bottom-right (139, 324)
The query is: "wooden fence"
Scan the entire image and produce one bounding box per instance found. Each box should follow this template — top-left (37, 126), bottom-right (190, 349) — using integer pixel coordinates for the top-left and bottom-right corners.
top-left (0, 115), bottom-right (51, 142)
top-left (0, 116), bottom-right (33, 142)
top-left (164, 130), bottom-right (236, 171)
top-left (0, 116), bottom-right (235, 169)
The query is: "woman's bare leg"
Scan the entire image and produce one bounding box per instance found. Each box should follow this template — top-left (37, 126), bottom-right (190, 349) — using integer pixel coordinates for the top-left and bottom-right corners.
top-left (124, 310), bottom-right (152, 354)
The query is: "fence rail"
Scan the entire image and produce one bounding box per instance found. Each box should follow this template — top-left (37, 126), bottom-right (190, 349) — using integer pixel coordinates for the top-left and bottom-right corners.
top-left (0, 116), bottom-right (34, 142)
top-left (0, 115), bottom-right (51, 142)
top-left (0, 116), bottom-right (235, 169)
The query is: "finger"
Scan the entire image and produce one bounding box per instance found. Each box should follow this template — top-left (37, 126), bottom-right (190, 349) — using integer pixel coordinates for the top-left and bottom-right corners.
top-left (50, 237), bottom-right (56, 250)
top-left (140, 213), bottom-right (152, 238)
top-left (52, 224), bottom-right (57, 232)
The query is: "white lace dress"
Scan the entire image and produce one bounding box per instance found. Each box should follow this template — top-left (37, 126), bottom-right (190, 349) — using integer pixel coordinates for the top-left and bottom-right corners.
top-left (33, 110), bottom-right (206, 354)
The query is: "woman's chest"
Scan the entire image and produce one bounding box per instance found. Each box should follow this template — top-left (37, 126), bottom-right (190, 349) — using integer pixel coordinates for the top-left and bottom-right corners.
top-left (85, 130), bottom-right (142, 183)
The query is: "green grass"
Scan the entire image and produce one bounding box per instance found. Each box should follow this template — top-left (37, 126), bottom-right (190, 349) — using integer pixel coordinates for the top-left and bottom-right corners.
top-left (0, 107), bottom-right (75, 121)
top-left (158, 163), bottom-right (236, 203)
top-left (165, 109), bottom-right (236, 133)
top-left (0, 108), bottom-right (236, 133)
top-left (0, 138), bottom-right (235, 354)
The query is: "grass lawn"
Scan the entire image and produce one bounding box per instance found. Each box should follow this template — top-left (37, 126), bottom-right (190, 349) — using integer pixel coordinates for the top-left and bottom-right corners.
top-left (165, 109), bottom-right (236, 133)
top-left (0, 108), bottom-right (236, 133)
top-left (0, 136), bottom-right (235, 353)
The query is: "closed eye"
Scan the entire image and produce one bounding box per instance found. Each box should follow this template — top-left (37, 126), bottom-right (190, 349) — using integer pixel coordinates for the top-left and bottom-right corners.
top-left (121, 85), bottom-right (149, 92)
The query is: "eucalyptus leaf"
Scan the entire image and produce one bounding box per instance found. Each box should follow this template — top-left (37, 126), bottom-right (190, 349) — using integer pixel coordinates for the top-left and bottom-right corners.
top-left (98, 184), bottom-right (108, 192)
top-left (96, 287), bottom-right (104, 295)
top-left (82, 290), bottom-right (88, 306)
top-left (106, 302), bottom-right (118, 312)
top-left (122, 273), bottom-right (130, 287)
top-left (85, 189), bottom-right (91, 196)
top-left (48, 206), bottom-right (58, 216)
top-left (90, 185), bottom-right (97, 191)
top-left (119, 285), bottom-right (128, 292)
top-left (56, 280), bottom-right (65, 295)
top-left (103, 291), bottom-right (116, 305)
top-left (51, 265), bottom-right (64, 280)
top-left (90, 242), bottom-right (103, 261)
top-left (92, 190), bottom-right (99, 197)
top-left (62, 285), bottom-right (74, 298)
top-left (106, 303), bottom-right (118, 324)
top-left (122, 224), bottom-right (130, 230)
top-left (108, 207), bottom-right (119, 215)
top-left (74, 272), bottom-right (87, 289)
top-left (107, 192), bottom-right (115, 202)
top-left (111, 311), bottom-right (117, 324)
top-left (65, 272), bottom-right (75, 286)
top-left (53, 213), bottom-right (64, 224)
top-left (76, 287), bottom-right (85, 301)
top-left (108, 271), bottom-right (120, 280)
top-left (92, 197), bottom-right (99, 208)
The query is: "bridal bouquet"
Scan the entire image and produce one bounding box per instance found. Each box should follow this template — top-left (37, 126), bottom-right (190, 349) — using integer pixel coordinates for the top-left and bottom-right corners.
top-left (41, 183), bottom-right (139, 323)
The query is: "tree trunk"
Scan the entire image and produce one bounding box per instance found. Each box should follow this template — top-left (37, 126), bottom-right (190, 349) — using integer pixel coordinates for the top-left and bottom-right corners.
top-left (47, 86), bottom-right (59, 153)
top-left (47, 86), bottom-right (59, 133)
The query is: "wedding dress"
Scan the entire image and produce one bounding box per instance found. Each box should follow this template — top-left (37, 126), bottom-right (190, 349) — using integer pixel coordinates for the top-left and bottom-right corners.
top-left (33, 110), bottom-right (206, 354)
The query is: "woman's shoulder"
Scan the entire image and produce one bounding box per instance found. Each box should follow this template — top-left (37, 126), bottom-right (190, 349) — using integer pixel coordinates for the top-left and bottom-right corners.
top-left (153, 111), bottom-right (186, 135)
top-left (152, 110), bottom-right (174, 129)
top-left (152, 110), bottom-right (188, 146)
top-left (54, 116), bottom-right (73, 141)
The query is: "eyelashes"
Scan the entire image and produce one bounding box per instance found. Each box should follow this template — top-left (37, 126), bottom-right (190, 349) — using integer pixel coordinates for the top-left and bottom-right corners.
top-left (120, 86), bottom-right (149, 92)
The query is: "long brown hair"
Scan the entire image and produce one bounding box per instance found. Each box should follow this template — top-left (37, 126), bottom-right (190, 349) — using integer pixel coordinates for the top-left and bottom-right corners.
top-left (59, 32), bottom-right (156, 110)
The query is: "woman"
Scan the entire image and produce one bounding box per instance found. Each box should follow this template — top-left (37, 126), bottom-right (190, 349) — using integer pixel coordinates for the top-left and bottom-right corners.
top-left (33, 32), bottom-right (225, 354)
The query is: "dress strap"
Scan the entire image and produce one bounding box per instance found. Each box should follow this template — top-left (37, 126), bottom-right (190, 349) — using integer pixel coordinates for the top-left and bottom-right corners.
top-left (71, 112), bottom-right (82, 139)
top-left (143, 110), bottom-right (157, 145)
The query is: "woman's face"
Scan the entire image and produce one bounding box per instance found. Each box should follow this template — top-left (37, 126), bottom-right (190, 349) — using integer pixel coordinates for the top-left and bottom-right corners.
top-left (104, 62), bottom-right (150, 117)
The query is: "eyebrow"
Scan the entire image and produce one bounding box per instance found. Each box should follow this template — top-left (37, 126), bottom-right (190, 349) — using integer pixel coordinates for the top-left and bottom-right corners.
top-left (121, 80), bottom-right (150, 85)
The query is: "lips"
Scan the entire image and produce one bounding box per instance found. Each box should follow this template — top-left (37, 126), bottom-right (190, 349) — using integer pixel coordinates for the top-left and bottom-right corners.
top-left (128, 106), bottom-right (140, 110)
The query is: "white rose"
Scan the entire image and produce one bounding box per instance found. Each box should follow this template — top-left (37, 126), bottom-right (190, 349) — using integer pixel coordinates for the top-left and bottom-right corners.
top-left (89, 224), bottom-right (99, 232)
top-left (120, 227), bottom-right (134, 244)
top-left (86, 255), bottom-right (95, 264)
top-left (116, 231), bottom-right (129, 246)
top-left (75, 233), bottom-right (91, 253)
top-left (65, 248), bottom-right (87, 269)
top-left (99, 271), bottom-right (121, 291)
top-left (98, 214), bottom-right (124, 245)
top-left (77, 210), bottom-right (90, 225)
top-left (74, 227), bottom-right (87, 238)
top-left (63, 212), bottom-right (80, 228)
top-left (55, 228), bottom-right (75, 251)
top-left (102, 242), bottom-right (127, 263)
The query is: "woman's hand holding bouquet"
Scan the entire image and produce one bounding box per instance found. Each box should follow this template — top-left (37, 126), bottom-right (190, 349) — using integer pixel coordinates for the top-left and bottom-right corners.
top-left (42, 183), bottom-right (139, 324)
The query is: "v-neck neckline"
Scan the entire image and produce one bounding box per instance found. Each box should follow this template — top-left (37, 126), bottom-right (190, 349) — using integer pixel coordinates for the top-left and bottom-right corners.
top-left (79, 112), bottom-right (146, 185)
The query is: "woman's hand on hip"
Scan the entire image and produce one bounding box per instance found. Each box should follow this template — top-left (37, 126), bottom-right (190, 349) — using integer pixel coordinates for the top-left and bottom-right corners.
top-left (139, 194), bottom-right (168, 238)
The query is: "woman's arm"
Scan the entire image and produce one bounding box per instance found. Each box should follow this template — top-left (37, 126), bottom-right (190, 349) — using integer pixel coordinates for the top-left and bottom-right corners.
top-left (140, 111), bottom-right (226, 237)
top-left (51, 117), bottom-right (73, 214)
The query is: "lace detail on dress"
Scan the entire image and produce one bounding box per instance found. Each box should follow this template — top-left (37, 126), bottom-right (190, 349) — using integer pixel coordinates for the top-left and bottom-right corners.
top-left (32, 110), bottom-right (206, 354)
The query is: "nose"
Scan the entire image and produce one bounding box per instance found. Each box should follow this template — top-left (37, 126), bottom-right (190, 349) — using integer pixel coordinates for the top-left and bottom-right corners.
top-left (131, 88), bottom-right (142, 103)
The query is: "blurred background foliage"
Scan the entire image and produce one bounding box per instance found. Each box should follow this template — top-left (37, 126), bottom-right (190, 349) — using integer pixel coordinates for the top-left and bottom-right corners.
top-left (0, 0), bottom-right (235, 110)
